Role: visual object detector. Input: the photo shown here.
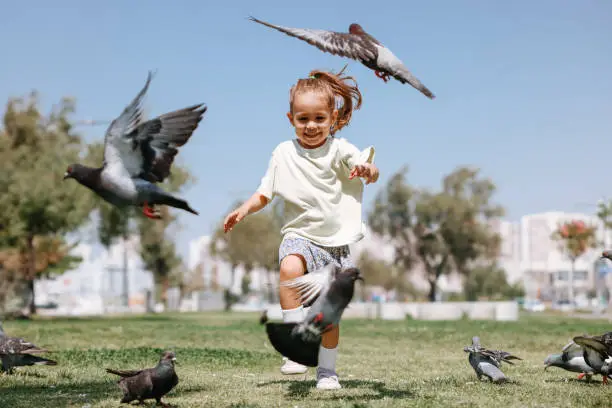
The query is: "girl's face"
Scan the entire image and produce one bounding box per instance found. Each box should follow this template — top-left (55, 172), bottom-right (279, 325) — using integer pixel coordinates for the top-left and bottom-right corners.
top-left (287, 91), bottom-right (338, 149)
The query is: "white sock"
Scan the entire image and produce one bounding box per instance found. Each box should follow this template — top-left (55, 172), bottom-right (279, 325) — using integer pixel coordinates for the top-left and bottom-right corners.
top-left (318, 345), bottom-right (338, 373)
top-left (282, 305), bottom-right (305, 323)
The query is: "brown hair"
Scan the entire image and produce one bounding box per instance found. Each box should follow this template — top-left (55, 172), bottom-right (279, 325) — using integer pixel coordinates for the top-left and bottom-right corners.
top-left (289, 65), bottom-right (363, 135)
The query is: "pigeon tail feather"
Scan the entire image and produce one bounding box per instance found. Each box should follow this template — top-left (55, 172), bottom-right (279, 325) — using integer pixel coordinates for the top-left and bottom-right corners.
top-left (264, 322), bottom-right (320, 367)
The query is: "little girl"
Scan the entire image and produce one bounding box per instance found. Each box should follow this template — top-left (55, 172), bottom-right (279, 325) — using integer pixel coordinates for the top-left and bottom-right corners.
top-left (223, 67), bottom-right (379, 390)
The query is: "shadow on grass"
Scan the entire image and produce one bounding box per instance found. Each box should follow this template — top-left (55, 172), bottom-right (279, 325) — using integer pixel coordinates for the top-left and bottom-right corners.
top-left (0, 379), bottom-right (114, 408)
top-left (257, 379), bottom-right (413, 401)
top-left (0, 377), bottom-right (208, 408)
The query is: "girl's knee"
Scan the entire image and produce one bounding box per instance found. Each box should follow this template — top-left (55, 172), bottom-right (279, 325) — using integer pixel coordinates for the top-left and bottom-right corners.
top-left (280, 254), bottom-right (307, 281)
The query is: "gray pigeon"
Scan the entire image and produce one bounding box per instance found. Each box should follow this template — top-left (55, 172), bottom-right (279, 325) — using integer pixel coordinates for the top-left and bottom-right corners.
top-left (261, 265), bottom-right (363, 367)
top-left (463, 336), bottom-right (522, 383)
top-left (63, 71), bottom-right (206, 220)
top-left (573, 332), bottom-right (612, 385)
top-left (106, 350), bottom-right (178, 407)
top-left (0, 322), bottom-right (57, 373)
top-left (248, 16), bottom-right (435, 99)
top-left (544, 340), bottom-right (595, 381)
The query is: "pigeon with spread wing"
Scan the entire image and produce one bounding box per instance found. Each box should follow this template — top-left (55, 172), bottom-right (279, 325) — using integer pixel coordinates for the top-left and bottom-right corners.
top-left (63, 71), bottom-right (206, 220)
top-left (249, 16), bottom-right (435, 100)
top-left (261, 265), bottom-right (363, 367)
top-left (463, 336), bottom-right (522, 383)
top-left (0, 322), bottom-right (57, 373)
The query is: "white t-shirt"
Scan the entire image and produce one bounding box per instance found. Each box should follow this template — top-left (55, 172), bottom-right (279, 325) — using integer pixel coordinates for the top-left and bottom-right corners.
top-left (257, 136), bottom-right (375, 247)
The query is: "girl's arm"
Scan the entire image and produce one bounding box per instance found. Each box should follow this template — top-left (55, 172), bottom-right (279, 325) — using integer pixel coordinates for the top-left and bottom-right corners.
top-left (224, 192), bottom-right (269, 233)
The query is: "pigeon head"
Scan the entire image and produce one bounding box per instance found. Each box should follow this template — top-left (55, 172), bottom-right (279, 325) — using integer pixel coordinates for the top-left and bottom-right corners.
top-left (63, 164), bottom-right (88, 181)
top-left (348, 23), bottom-right (365, 35)
top-left (543, 353), bottom-right (563, 371)
top-left (601, 251), bottom-right (612, 261)
top-left (159, 350), bottom-right (177, 365)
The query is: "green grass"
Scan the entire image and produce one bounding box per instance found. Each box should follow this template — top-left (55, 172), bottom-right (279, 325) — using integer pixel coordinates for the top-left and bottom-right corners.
top-left (2, 311), bottom-right (612, 407)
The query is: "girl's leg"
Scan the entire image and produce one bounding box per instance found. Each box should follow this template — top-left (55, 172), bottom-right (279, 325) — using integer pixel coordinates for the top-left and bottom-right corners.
top-left (279, 254), bottom-right (308, 375)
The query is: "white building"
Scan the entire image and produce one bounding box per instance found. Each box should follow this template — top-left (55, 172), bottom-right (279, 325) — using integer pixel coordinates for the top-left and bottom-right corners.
top-left (35, 234), bottom-right (154, 315)
top-left (494, 211), bottom-right (612, 305)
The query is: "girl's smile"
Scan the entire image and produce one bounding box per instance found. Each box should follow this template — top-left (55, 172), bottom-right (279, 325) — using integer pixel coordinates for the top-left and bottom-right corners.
top-left (287, 91), bottom-right (338, 149)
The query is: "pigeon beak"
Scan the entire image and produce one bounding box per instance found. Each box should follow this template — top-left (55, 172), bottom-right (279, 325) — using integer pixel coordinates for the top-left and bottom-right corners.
top-left (172, 357), bottom-right (178, 365)
top-left (63, 172), bottom-right (70, 180)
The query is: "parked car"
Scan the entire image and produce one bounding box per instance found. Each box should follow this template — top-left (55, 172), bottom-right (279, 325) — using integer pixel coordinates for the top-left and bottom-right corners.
top-left (523, 299), bottom-right (546, 312)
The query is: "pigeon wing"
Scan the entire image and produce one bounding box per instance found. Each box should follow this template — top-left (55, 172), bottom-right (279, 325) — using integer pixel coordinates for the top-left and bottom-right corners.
top-left (103, 71), bottom-right (153, 175)
top-left (574, 336), bottom-right (610, 358)
top-left (102, 72), bottom-right (206, 182)
top-left (281, 264), bottom-right (337, 306)
top-left (375, 45), bottom-right (435, 99)
top-left (134, 104), bottom-right (207, 183)
top-left (249, 17), bottom-right (377, 63)
top-left (0, 336), bottom-right (48, 355)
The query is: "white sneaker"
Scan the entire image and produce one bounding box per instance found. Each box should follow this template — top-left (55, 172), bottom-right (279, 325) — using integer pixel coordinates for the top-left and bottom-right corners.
top-left (280, 357), bottom-right (308, 375)
top-left (316, 367), bottom-right (341, 390)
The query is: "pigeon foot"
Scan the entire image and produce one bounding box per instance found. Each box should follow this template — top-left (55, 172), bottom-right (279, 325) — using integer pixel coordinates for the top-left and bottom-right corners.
top-left (577, 373), bottom-right (586, 380)
top-left (603, 376), bottom-right (608, 385)
top-left (142, 202), bottom-right (162, 219)
top-left (375, 70), bottom-right (390, 83)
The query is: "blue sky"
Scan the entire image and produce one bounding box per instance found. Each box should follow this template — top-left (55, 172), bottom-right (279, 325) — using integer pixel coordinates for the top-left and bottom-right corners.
top-left (2, 1), bottom-right (611, 263)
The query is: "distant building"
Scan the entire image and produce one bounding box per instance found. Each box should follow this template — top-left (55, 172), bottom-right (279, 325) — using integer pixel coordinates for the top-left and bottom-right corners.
top-left (493, 211), bottom-right (612, 305)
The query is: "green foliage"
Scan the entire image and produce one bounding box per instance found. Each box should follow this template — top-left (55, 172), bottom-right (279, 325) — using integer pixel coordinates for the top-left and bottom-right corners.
top-left (0, 92), bottom-right (95, 314)
top-left (369, 166), bottom-right (504, 302)
top-left (464, 263), bottom-right (525, 301)
top-left (210, 200), bottom-right (283, 307)
top-left (356, 250), bottom-right (421, 300)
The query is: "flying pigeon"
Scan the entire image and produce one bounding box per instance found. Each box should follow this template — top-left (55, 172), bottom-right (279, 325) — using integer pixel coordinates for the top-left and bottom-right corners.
top-left (261, 265), bottom-right (363, 367)
top-left (544, 340), bottom-right (595, 381)
top-left (248, 16), bottom-right (435, 100)
top-left (573, 332), bottom-right (612, 384)
top-left (63, 71), bottom-right (206, 220)
top-left (463, 336), bottom-right (522, 383)
top-left (106, 350), bottom-right (178, 407)
top-left (0, 322), bottom-right (57, 373)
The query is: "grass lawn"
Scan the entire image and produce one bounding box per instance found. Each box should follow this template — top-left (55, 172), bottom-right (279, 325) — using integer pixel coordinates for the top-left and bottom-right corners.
top-left (2, 311), bottom-right (612, 407)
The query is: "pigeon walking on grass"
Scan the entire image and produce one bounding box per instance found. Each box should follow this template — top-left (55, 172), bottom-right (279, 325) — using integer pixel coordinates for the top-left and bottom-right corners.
top-left (63, 71), bottom-right (206, 220)
top-left (573, 332), bottom-right (612, 384)
top-left (106, 350), bottom-right (178, 407)
top-left (248, 16), bottom-right (435, 99)
top-left (544, 340), bottom-right (595, 381)
top-left (261, 266), bottom-right (363, 367)
top-left (463, 336), bottom-right (522, 383)
top-left (0, 322), bottom-right (57, 373)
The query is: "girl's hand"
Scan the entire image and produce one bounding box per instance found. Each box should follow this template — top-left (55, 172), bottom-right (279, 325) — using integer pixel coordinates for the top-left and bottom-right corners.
top-left (349, 163), bottom-right (379, 185)
top-left (224, 206), bottom-right (248, 233)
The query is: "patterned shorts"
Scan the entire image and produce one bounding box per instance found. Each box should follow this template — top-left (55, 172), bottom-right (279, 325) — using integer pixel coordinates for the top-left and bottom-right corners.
top-left (278, 236), bottom-right (355, 274)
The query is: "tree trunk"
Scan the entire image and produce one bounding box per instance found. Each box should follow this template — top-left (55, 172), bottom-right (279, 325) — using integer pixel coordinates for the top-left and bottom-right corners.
top-left (26, 234), bottom-right (36, 316)
top-left (428, 280), bottom-right (437, 302)
top-left (121, 233), bottom-right (129, 308)
top-left (569, 258), bottom-right (575, 305)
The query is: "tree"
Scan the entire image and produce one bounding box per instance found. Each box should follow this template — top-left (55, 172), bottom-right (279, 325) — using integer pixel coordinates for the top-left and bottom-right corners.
top-left (369, 166), bottom-right (504, 302)
top-left (463, 263), bottom-right (524, 301)
top-left (551, 219), bottom-right (598, 303)
top-left (0, 93), bottom-right (95, 315)
top-left (356, 250), bottom-right (420, 300)
top-left (210, 201), bottom-right (282, 309)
